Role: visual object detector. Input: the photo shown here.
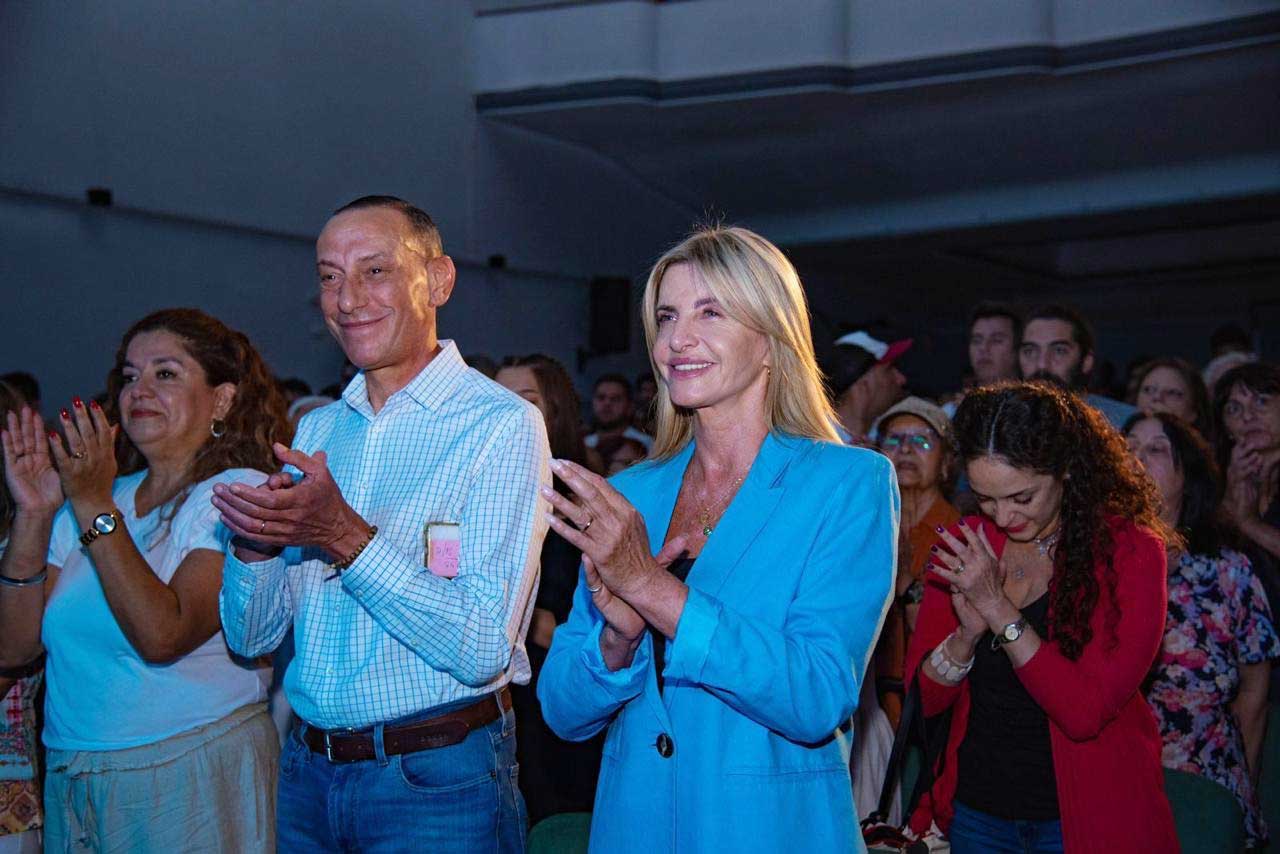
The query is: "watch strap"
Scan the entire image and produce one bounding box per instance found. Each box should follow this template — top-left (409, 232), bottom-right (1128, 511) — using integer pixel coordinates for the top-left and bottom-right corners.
top-left (991, 617), bottom-right (1028, 651)
top-left (79, 509), bottom-right (122, 547)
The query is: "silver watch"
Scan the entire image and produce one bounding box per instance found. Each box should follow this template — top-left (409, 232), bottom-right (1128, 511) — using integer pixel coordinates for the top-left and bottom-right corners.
top-left (991, 617), bottom-right (1027, 651)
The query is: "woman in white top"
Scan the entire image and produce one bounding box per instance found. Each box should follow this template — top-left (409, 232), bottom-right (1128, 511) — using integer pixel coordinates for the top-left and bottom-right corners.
top-left (0, 308), bottom-right (291, 852)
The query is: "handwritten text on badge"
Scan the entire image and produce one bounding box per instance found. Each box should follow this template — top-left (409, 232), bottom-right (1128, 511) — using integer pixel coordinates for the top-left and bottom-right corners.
top-left (426, 522), bottom-right (461, 578)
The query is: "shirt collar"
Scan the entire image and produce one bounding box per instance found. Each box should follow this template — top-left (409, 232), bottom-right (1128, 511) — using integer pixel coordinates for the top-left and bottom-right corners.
top-left (341, 340), bottom-right (468, 418)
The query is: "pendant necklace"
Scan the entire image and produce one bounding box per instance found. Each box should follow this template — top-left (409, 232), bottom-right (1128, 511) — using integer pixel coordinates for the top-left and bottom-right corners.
top-left (698, 474), bottom-right (746, 537)
top-left (1014, 527), bottom-right (1062, 580)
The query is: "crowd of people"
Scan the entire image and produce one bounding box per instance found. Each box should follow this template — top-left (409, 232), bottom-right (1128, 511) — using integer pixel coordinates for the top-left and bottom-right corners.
top-left (0, 194), bottom-right (1275, 853)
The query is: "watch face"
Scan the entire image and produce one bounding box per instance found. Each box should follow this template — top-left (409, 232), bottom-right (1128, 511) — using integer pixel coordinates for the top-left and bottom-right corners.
top-left (1004, 622), bottom-right (1022, 641)
top-left (93, 513), bottom-right (117, 535)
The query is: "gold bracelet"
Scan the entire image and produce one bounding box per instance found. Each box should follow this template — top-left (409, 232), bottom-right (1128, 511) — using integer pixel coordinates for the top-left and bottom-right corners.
top-left (328, 525), bottom-right (378, 574)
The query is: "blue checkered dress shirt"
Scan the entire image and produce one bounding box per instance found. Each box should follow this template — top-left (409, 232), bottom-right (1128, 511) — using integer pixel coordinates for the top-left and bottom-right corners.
top-left (220, 341), bottom-right (550, 730)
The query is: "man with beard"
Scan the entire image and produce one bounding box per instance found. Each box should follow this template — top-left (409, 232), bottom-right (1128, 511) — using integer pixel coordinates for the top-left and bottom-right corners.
top-left (585, 374), bottom-right (653, 452)
top-left (1019, 304), bottom-right (1136, 429)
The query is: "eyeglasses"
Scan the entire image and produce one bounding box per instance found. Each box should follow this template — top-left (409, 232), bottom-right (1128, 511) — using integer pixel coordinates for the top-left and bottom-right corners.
top-left (880, 433), bottom-right (935, 453)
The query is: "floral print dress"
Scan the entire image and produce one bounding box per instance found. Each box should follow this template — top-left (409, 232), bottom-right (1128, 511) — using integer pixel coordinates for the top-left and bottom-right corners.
top-left (1146, 549), bottom-right (1280, 847)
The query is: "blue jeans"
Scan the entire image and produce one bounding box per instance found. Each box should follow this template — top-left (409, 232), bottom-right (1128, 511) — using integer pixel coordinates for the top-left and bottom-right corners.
top-left (277, 698), bottom-right (526, 852)
top-left (949, 801), bottom-right (1063, 854)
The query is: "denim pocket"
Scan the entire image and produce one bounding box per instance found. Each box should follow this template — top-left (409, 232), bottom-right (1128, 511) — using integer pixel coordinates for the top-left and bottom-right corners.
top-left (395, 729), bottom-right (499, 795)
top-left (279, 730), bottom-right (307, 780)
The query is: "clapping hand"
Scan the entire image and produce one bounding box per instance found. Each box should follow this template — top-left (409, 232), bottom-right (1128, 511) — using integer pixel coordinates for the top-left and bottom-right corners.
top-left (211, 443), bottom-right (368, 560)
top-left (541, 458), bottom-right (669, 601)
top-left (927, 520), bottom-right (1007, 636)
top-left (46, 399), bottom-right (119, 511)
top-left (1222, 438), bottom-right (1264, 525)
top-left (1, 408), bottom-right (64, 516)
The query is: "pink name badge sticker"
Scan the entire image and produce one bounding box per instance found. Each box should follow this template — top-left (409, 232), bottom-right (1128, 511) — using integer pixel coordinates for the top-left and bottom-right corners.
top-left (426, 522), bottom-right (461, 579)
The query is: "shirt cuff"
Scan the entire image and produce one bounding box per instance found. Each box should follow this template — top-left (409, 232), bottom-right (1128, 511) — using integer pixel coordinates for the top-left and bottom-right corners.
top-left (222, 548), bottom-right (287, 606)
top-left (579, 618), bottom-right (651, 698)
top-left (662, 587), bottom-right (720, 685)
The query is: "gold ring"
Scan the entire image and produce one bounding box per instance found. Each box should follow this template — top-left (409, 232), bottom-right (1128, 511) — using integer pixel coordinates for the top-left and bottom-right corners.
top-left (581, 516), bottom-right (593, 532)
top-left (72, 451), bottom-right (86, 460)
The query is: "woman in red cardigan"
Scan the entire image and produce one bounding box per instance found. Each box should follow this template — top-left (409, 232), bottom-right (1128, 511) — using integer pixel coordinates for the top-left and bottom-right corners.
top-left (904, 382), bottom-right (1179, 853)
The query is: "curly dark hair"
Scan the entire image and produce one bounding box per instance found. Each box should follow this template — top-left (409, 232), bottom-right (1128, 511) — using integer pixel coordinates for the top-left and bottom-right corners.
top-left (953, 382), bottom-right (1172, 660)
top-left (105, 309), bottom-right (293, 517)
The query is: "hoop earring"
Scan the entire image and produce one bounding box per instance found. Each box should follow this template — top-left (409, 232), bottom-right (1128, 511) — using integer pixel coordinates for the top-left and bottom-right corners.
top-left (210, 418), bottom-right (227, 439)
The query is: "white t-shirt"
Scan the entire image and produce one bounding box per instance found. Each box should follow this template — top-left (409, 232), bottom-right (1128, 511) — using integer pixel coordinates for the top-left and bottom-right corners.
top-left (43, 468), bottom-right (270, 751)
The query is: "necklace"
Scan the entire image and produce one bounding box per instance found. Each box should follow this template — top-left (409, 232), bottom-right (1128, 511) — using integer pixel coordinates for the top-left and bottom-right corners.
top-left (698, 474), bottom-right (745, 537)
top-left (1012, 527), bottom-right (1061, 580)
top-left (1034, 527), bottom-right (1062, 557)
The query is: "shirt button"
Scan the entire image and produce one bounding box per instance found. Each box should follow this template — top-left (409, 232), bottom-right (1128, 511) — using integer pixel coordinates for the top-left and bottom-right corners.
top-left (656, 733), bottom-right (673, 758)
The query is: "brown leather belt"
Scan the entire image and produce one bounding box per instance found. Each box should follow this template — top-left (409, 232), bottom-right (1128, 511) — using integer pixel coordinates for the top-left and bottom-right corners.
top-left (303, 687), bottom-right (511, 763)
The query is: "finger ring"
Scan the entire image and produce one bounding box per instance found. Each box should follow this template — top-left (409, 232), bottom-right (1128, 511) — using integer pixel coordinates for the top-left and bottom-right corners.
top-left (956, 561), bottom-right (965, 573)
top-left (587, 582), bottom-right (603, 593)
top-left (72, 451), bottom-right (86, 460)
top-left (259, 520), bottom-right (267, 534)
top-left (581, 515), bottom-right (593, 532)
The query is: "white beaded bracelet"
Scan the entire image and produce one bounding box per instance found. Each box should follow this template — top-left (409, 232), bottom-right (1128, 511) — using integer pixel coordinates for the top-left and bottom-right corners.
top-left (930, 632), bottom-right (975, 683)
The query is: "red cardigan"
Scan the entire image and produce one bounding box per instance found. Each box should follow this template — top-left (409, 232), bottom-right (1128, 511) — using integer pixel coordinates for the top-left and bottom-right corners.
top-left (903, 515), bottom-right (1179, 854)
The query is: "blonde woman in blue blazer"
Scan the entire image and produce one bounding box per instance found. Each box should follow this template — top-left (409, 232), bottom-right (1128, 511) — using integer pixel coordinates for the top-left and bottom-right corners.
top-left (539, 226), bottom-right (898, 852)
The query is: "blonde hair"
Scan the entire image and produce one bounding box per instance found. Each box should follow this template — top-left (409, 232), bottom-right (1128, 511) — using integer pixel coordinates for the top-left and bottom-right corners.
top-left (642, 225), bottom-right (840, 460)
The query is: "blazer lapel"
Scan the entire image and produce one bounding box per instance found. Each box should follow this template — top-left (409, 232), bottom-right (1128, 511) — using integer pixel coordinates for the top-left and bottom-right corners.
top-left (686, 432), bottom-right (795, 599)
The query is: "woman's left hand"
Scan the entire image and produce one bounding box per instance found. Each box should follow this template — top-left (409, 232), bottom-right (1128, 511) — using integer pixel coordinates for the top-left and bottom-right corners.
top-left (927, 520), bottom-right (1008, 620)
top-left (48, 399), bottom-right (119, 509)
top-left (542, 458), bottom-right (668, 601)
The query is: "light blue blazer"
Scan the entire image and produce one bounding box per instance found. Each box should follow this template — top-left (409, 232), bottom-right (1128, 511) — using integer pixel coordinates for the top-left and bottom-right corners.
top-left (538, 432), bottom-right (898, 853)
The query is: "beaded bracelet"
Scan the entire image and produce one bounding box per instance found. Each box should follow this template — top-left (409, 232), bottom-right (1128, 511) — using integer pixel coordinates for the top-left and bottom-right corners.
top-left (929, 631), bottom-right (975, 684)
top-left (326, 525), bottom-right (379, 579)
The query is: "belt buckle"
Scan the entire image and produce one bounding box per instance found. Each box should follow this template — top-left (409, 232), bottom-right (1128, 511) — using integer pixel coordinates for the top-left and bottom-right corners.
top-left (322, 727), bottom-right (358, 763)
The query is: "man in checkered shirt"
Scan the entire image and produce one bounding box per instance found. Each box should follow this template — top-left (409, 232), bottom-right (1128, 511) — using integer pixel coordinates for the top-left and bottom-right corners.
top-left (214, 195), bottom-right (550, 852)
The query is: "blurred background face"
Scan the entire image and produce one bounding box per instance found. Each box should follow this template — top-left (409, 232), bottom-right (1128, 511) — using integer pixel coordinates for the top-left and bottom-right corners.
top-left (965, 454), bottom-right (1064, 542)
top-left (1137, 366), bottom-right (1194, 423)
top-left (1223, 382), bottom-right (1280, 452)
top-left (634, 376), bottom-right (657, 412)
top-left (591, 381), bottom-right (630, 430)
top-left (497, 366), bottom-right (548, 422)
top-left (606, 440), bottom-right (646, 475)
top-left (879, 413), bottom-right (945, 491)
top-left (1019, 318), bottom-right (1090, 388)
top-left (855, 362), bottom-right (906, 419)
top-left (1125, 417), bottom-right (1184, 516)
top-left (969, 316), bottom-right (1017, 385)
